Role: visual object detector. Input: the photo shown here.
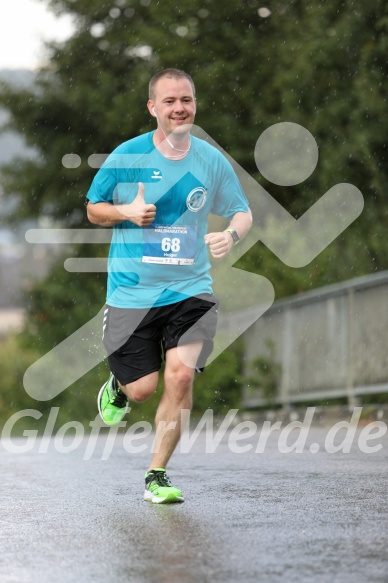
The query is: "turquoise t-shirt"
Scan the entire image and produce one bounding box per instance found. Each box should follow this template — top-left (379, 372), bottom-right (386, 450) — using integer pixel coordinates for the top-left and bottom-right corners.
top-left (86, 131), bottom-right (249, 308)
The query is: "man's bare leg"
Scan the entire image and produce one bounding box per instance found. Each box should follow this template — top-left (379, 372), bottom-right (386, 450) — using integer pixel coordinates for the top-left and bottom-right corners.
top-left (119, 340), bottom-right (202, 470)
top-left (149, 341), bottom-right (203, 470)
top-left (148, 341), bottom-right (202, 471)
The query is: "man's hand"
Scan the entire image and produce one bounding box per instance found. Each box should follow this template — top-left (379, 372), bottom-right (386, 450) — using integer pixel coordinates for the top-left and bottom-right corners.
top-left (117, 182), bottom-right (156, 226)
top-left (204, 231), bottom-right (233, 259)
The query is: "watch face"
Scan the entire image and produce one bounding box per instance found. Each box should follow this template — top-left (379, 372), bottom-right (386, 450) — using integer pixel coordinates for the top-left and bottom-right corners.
top-left (230, 230), bottom-right (239, 243)
top-left (225, 229), bottom-right (239, 244)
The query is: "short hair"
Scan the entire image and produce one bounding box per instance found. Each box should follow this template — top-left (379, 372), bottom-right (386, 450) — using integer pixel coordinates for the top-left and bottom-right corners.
top-left (149, 68), bottom-right (196, 100)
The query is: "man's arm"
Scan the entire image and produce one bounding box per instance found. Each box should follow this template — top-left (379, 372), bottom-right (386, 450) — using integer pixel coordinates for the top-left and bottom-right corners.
top-left (86, 182), bottom-right (156, 227)
top-left (204, 209), bottom-right (253, 259)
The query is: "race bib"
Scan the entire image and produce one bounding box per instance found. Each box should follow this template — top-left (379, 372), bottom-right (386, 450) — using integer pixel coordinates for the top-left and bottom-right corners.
top-left (142, 224), bottom-right (197, 265)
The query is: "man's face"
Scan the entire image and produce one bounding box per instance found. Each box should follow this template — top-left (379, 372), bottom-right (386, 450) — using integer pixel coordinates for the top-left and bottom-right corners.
top-left (148, 77), bottom-right (196, 136)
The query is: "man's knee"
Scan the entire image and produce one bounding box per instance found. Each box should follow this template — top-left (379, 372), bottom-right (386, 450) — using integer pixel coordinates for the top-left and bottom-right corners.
top-left (164, 366), bottom-right (194, 403)
top-left (166, 364), bottom-right (194, 386)
top-left (122, 371), bottom-right (158, 402)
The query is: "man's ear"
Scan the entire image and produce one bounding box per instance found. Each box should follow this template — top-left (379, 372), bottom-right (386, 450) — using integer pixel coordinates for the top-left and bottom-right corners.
top-left (147, 100), bottom-right (156, 117)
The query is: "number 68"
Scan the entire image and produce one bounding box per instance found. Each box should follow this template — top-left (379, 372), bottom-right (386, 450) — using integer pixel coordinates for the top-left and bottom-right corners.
top-left (161, 237), bottom-right (181, 252)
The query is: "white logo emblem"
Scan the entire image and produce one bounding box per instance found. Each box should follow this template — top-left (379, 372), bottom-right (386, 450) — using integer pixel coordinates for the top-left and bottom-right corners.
top-left (186, 187), bottom-right (207, 212)
top-left (152, 170), bottom-right (162, 180)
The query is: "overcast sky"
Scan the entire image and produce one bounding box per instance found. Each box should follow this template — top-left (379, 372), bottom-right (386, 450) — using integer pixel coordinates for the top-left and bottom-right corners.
top-left (0, 0), bottom-right (74, 70)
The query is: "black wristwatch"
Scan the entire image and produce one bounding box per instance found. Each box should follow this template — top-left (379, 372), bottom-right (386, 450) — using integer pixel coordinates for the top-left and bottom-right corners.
top-left (224, 228), bottom-right (240, 245)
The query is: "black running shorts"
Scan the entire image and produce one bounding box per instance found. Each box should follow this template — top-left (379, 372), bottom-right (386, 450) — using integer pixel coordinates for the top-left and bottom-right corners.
top-left (102, 294), bottom-right (219, 385)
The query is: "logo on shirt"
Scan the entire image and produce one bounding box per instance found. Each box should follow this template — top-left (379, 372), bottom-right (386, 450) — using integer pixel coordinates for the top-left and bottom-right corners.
top-left (151, 170), bottom-right (162, 180)
top-left (186, 186), bottom-right (207, 212)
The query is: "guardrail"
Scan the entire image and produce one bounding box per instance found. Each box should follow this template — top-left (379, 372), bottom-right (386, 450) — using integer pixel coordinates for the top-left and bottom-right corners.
top-left (240, 271), bottom-right (388, 408)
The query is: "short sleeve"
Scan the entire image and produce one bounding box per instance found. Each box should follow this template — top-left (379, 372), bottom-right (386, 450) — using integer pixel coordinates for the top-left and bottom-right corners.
top-left (86, 157), bottom-right (118, 205)
top-left (211, 154), bottom-right (249, 219)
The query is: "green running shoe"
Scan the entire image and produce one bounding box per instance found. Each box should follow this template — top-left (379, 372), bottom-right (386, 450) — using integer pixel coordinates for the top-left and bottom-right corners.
top-left (97, 373), bottom-right (129, 426)
top-left (144, 468), bottom-right (184, 504)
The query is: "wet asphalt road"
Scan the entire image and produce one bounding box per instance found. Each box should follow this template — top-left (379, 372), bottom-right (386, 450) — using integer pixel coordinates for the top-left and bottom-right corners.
top-left (1, 423), bottom-right (387, 583)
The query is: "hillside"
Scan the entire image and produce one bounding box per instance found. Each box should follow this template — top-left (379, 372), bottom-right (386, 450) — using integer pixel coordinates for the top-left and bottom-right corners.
top-left (0, 69), bottom-right (43, 309)
top-left (0, 69), bottom-right (36, 165)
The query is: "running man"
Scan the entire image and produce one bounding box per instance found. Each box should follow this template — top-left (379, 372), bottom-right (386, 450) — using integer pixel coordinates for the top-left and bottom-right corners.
top-left (85, 68), bottom-right (252, 503)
